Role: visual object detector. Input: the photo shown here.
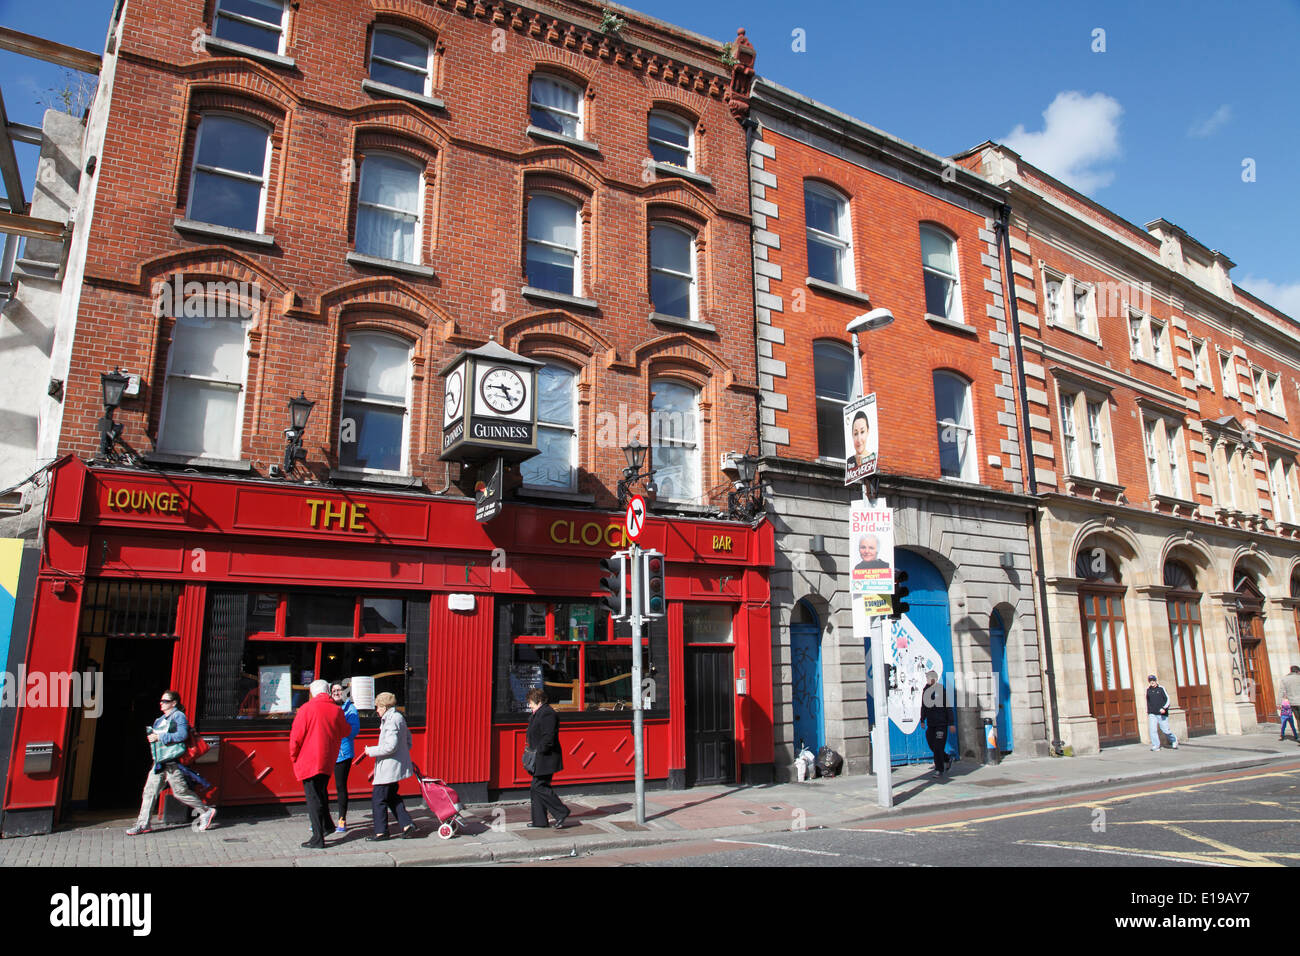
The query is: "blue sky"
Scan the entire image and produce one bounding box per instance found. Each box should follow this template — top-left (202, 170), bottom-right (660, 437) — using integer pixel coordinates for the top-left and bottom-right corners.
top-left (2, 0), bottom-right (1297, 314)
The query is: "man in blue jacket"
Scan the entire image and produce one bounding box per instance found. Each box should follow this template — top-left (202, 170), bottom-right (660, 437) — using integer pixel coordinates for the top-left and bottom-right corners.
top-left (1146, 675), bottom-right (1179, 752)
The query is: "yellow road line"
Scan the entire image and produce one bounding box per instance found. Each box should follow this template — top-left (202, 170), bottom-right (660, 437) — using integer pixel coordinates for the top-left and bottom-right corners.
top-left (1162, 825), bottom-right (1283, 867)
top-left (1016, 840), bottom-right (1235, 866)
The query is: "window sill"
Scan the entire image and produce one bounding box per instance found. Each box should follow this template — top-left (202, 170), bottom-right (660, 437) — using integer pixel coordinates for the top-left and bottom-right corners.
top-left (1151, 492), bottom-right (1199, 514)
top-left (653, 162), bottom-right (712, 188)
top-left (521, 286), bottom-right (599, 311)
top-left (924, 313), bottom-right (977, 337)
top-left (142, 452), bottom-right (253, 473)
top-left (655, 501), bottom-right (715, 516)
top-left (649, 312), bottom-right (716, 334)
top-left (516, 487), bottom-right (595, 504)
top-left (1195, 380), bottom-right (1215, 393)
top-left (345, 251), bottom-right (436, 279)
top-left (804, 276), bottom-right (871, 306)
top-left (328, 469), bottom-right (423, 490)
top-left (175, 218), bottom-right (275, 247)
top-left (1131, 354), bottom-right (1175, 376)
top-left (1046, 319), bottom-right (1101, 347)
top-left (360, 78), bottom-right (444, 111)
top-left (201, 34), bottom-right (296, 70)
top-left (1064, 474), bottom-right (1127, 500)
top-left (525, 126), bottom-right (601, 155)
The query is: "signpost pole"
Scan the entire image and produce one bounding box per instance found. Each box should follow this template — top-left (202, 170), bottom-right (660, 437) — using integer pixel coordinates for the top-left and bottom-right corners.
top-left (629, 541), bottom-right (645, 825)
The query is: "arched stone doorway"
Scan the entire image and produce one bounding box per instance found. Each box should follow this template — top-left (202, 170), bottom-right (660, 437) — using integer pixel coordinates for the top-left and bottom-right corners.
top-left (1077, 547), bottom-right (1139, 744)
top-left (1234, 569), bottom-right (1276, 725)
top-left (1164, 559), bottom-right (1214, 735)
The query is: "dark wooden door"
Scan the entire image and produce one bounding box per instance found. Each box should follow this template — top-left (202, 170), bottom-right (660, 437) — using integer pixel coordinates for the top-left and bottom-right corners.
top-left (685, 647), bottom-right (735, 786)
top-left (1241, 615), bottom-right (1276, 725)
top-left (1168, 595), bottom-right (1215, 735)
top-left (1080, 588), bottom-right (1140, 744)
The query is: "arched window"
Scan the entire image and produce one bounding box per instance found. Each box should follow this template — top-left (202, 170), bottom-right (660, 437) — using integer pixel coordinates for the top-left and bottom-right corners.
top-left (813, 341), bottom-right (853, 459)
top-left (186, 114), bottom-right (272, 234)
top-left (920, 225), bottom-right (962, 322)
top-left (525, 193), bottom-right (581, 295)
top-left (648, 111), bottom-right (693, 169)
top-left (932, 371), bottom-right (975, 481)
top-left (529, 74), bottom-right (583, 139)
top-left (651, 379), bottom-right (700, 503)
top-left (339, 331), bottom-right (412, 474)
top-left (157, 302), bottom-right (252, 460)
top-left (521, 363), bottom-right (577, 491)
top-left (355, 153), bottom-right (423, 264)
top-left (369, 26), bottom-right (433, 95)
top-left (804, 182), bottom-right (852, 287)
top-left (649, 223), bottom-right (696, 320)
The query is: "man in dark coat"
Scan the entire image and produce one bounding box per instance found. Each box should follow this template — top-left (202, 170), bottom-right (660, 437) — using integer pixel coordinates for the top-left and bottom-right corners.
top-left (919, 670), bottom-right (954, 777)
top-left (525, 688), bottom-right (571, 828)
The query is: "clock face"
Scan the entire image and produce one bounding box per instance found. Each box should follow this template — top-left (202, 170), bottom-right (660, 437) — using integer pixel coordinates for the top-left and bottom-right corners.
top-left (444, 368), bottom-right (464, 423)
top-left (479, 366), bottom-right (527, 415)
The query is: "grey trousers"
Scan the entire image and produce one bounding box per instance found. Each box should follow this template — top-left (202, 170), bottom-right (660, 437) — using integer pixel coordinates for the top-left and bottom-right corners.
top-left (134, 762), bottom-right (207, 828)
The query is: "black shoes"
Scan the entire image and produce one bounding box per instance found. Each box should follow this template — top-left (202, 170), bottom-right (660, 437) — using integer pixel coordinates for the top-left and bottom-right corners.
top-left (301, 840), bottom-right (325, 849)
top-left (366, 833), bottom-right (388, 842)
top-left (552, 814), bottom-right (571, 829)
top-left (401, 826), bottom-right (419, 839)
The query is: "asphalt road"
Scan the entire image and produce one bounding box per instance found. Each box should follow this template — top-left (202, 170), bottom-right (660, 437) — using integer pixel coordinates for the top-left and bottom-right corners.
top-left (508, 763), bottom-right (1300, 868)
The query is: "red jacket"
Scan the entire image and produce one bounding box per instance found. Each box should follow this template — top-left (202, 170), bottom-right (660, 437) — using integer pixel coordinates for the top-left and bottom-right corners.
top-left (289, 692), bottom-right (352, 780)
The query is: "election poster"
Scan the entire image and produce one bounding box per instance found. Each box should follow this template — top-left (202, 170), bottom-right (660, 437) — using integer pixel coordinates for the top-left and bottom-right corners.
top-left (863, 615), bottom-right (946, 734)
top-left (849, 499), bottom-right (894, 596)
top-left (843, 392), bottom-right (878, 484)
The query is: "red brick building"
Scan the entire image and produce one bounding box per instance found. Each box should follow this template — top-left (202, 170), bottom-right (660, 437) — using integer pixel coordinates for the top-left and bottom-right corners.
top-left (747, 81), bottom-right (1046, 777)
top-left (961, 142), bottom-right (1300, 753)
top-left (4, 0), bottom-right (774, 834)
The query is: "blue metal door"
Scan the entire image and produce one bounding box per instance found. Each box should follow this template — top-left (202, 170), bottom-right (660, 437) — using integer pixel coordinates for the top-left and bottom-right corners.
top-left (790, 604), bottom-right (825, 753)
top-left (990, 611), bottom-right (1013, 753)
top-left (865, 550), bottom-right (958, 766)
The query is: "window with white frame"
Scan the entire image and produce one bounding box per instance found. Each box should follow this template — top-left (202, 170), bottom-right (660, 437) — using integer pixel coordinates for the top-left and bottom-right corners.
top-left (369, 27), bottom-right (434, 95)
top-left (1071, 282), bottom-right (1094, 335)
top-left (1270, 373), bottom-right (1284, 415)
top-left (338, 332), bottom-right (412, 474)
top-left (1044, 274), bottom-right (1064, 325)
top-left (213, 0), bottom-right (287, 54)
top-left (650, 379), bottom-right (700, 502)
top-left (804, 183), bottom-right (852, 288)
top-left (1142, 413), bottom-right (1186, 498)
top-left (649, 223), bottom-right (696, 320)
top-left (355, 153), bottom-right (422, 263)
top-left (920, 226), bottom-right (962, 322)
top-left (1239, 447), bottom-right (1258, 513)
top-left (1142, 417), bottom-right (1161, 494)
top-left (1150, 319), bottom-right (1167, 367)
top-left (647, 111), bottom-right (693, 169)
top-left (1057, 386), bottom-right (1113, 483)
top-left (521, 363), bottom-right (577, 490)
top-left (933, 371), bottom-right (975, 481)
top-left (1128, 313), bottom-right (1144, 357)
top-left (529, 74), bottom-right (583, 139)
top-left (814, 342), bottom-right (853, 459)
top-left (525, 193), bottom-right (580, 295)
top-left (1219, 351), bottom-right (1238, 398)
top-left (1192, 338), bottom-right (1210, 386)
top-left (157, 306), bottom-right (251, 459)
top-left (1268, 455), bottom-right (1296, 524)
top-left (186, 114), bottom-right (271, 234)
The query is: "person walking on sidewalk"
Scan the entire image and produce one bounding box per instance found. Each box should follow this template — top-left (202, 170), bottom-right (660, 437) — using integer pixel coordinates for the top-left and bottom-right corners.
top-left (525, 688), bottom-right (570, 828)
top-left (1280, 699), bottom-right (1299, 742)
top-left (919, 671), bottom-right (954, 778)
top-left (126, 690), bottom-right (215, 835)
top-left (364, 691), bottom-right (419, 840)
top-left (331, 682), bottom-right (361, 833)
top-left (1280, 667), bottom-right (1300, 738)
top-left (289, 679), bottom-right (352, 849)
top-left (1146, 675), bottom-right (1179, 752)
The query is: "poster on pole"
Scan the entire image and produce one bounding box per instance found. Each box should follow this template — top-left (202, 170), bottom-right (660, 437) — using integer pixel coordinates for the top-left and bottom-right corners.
top-left (863, 615), bottom-right (945, 733)
top-left (849, 499), bottom-right (894, 596)
top-left (843, 393), bottom-right (878, 484)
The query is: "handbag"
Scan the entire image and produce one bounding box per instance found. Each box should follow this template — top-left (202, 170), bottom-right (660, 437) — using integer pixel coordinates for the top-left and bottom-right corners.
top-left (522, 747), bottom-right (538, 774)
top-left (179, 724), bottom-right (210, 766)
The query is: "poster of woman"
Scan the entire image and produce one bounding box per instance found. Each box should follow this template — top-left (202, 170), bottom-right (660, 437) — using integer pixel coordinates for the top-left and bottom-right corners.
top-left (843, 393), bottom-right (878, 485)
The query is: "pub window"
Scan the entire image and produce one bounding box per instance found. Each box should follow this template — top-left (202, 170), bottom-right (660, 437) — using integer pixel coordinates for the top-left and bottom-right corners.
top-left (494, 600), bottom-right (666, 716)
top-left (199, 590), bottom-right (426, 727)
top-left (684, 603), bottom-right (733, 643)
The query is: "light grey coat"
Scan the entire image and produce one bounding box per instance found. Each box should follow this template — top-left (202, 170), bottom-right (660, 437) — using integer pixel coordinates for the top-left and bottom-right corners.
top-left (1280, 671), bottom-right (1300, 708)
top-left (365, 708), bottom-right (414, 785)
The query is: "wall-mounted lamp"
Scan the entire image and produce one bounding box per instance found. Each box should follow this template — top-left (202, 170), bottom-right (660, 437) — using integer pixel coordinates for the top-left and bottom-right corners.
top-left (617, 440), bottom-right (658, 508)
top-left (97, 367), bottom-right (130, 460)
top-left (999, 551), bottom-right (1015, 570)
top-left (282, 392), bottom-right (315, 475)
top-left (809, 534), bottom-right (826, 554)
top-left (727, 454), bottom-right (763, 521)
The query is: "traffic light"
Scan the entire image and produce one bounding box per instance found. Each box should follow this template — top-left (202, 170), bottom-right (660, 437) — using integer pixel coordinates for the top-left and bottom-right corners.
top-left (598, 553), bottom-right (627, 619)
top-left (642, 549), bottom-right (665, 618)
top-left (890, 570), bottom-right (910, 620)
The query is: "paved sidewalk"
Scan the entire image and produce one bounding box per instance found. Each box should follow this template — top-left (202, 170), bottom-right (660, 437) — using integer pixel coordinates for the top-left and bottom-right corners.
top-left (3, 732), bottom-right (1297, 867)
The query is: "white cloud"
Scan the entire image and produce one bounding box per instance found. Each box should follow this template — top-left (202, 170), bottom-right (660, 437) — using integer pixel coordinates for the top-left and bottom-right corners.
top-left (1237, 275), bottom-right (1300, 319)
top-left (1003, 91), bottom-right (1123, 193)
top-left (1188, 105), bottom-right (1232, 139)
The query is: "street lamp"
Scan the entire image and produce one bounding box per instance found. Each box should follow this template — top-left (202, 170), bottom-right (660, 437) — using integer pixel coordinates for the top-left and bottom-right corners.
top-left (617, 440), bottom-right (657, 508)
top-left (727, 453), bottom-right (763, 521)
top-left (97, 367), bottom-right (129, 459)
top-left (282, 392), bottom-right (315, 474)
top-left (844, 307), bottom-right (895, 809)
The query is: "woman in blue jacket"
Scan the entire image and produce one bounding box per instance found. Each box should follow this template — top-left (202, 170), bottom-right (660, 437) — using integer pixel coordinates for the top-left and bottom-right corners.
top-left (331, 682), bottom-right (362, 833)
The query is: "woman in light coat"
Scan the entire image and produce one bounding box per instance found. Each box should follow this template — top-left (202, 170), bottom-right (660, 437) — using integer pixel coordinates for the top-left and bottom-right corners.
top-left (364, 692), bottom-right (418, 840)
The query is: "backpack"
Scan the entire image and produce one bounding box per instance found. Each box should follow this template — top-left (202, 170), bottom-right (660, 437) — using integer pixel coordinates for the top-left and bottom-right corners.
top-left (815, 746), bottom-right (843, 778)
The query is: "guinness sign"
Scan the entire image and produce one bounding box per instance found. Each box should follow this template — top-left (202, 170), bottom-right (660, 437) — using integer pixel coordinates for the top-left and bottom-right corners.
top-left (439, 340), bottom-right (543, 463)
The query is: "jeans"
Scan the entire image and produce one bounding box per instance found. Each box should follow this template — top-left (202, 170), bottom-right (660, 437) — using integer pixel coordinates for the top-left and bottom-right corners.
top-left (1148, 712), bottom-right (1178, 750)
top-left (1281, 715), bottom-right (1298, 740)
top-left (134, 761), bottom-right (208, 829)
top-left (371, 782), bottom-right (413, 837)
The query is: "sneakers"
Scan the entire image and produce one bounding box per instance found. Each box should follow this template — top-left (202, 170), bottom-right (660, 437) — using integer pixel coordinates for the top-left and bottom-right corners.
top-left (125, 825), bottom-right (151, 836)
top-left (198, 807), bottom-right (217, 831)
top-left (1150, 746), bottom-right (1161, 752)
top-left (335, 823), bottom-right (347, 834)
top-left (1171, 742), bottom-right (1179, 749)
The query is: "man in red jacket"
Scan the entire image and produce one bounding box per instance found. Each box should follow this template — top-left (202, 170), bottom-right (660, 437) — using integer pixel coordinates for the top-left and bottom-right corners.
top-left (290, 679), bottom-right (353, 849)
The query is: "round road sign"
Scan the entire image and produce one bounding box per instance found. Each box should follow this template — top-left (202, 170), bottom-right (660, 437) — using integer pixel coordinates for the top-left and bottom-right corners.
top-left (625, 496), bottom-right (646, 540)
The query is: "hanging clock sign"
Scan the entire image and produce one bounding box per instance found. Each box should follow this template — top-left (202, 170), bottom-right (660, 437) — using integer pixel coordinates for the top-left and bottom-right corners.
top-left (439, 340), bottom-right (543, 463)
